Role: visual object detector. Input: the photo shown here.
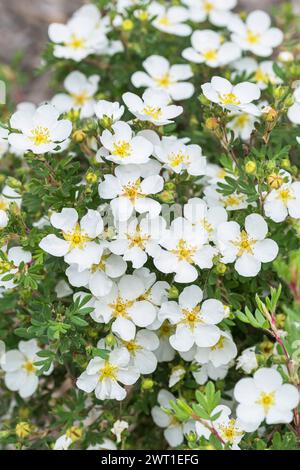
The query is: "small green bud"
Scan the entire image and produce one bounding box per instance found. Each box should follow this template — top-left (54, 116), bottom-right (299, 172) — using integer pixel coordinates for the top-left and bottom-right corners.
top-left (168, 285), bottom-right (179, 299)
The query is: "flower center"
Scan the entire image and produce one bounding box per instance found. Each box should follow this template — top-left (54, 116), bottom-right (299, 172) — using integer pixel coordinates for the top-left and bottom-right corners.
top-left (246, 29), bottom-right (261, 44)
top-left (29, 126), bottom-right (51, 146)
top-left (112, 140), bottom-right (131, 158)
top-left (142, 105), bottom-right (162, 120)
top-left (172, 239), bottom-right (197, 263)
top-left (204, 0), bottom-right (214, 12)
top-left (0, 199), bottom-right (9, 211)
top-left (219, 419), bottom-right (244, 444)
top-left (122, 181), bottom-right (143, 201)
top-left (156, 73), bottom-right (172, 88)
top-left (255, 68), bottom-right (268, 83)
top-left (124, 340), bottom-right (141, 356)
top-left (233, 230), bottom-right (256, 256)
top-left (220, 93), bottom-right (241, 106)
top-left (63, 223), bottom-right (91, 249)
top-left (159, 15), bottom-right (171, 26)
top-left (0, 260), bottom-right (13, 274)
top-left (99, 361), bottom-right (118, 381)
top-left (181, 305), bottom-right (201, 329)
top-left (256, 391), bottom-right (275, 413)
top-left (66, 35), bottom-right (86, 50)
top-left (168, 151), bottom-right (185, 168)
top-left (223, 194), bottom-right (245, 208)
top-left (277, 187), bottom-right (294, 206)
top-left (127, 228), bottom-right (150, 249)
top-left (109, 297), bottom-right (133, 318)
top-left (203, 49), bottom-right (218, 61)
top-left (71, 91), bottom-right (89, 106)
top-left (23, 361), bottom-right (36, 374)
top-left (235, 114), bottom-right (250, 127)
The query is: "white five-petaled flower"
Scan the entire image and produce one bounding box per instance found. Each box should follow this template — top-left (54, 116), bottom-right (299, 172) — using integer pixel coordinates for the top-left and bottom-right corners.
top-left (8, 104), bottom-right (72, 154)
top-left (193, 330), bottom-right (238, 367)
top-left (217, 213), bottom-right (278, 277)
top-left (184, 198), bottom-right (228, 242)
top-left (202, 76), bottom-right (261, 116)
top-left (131, 55), bottom-right (194, 101)
top-left (118, 329), bottom-right (159, 374)
top-left (234, 368), bottom-right (299, 431)
top-left (182, 0), bottom-right (237, 27)
top-left (99, 121), bottom-right (153, 165)
top-left (232, 57), bottom-right (282, 90)
top-left (76, 347), bottom-right (139, 401)
top-left (39, 208), bottom-right (104, 271)
top-left (0, 246), bottom-right (32, 289)
top-left (151, 389), bottom-right (194, 447)
top-left (0, 339), bottom-right (52, 398)
top-left (154, 138), bottom-right (206, 176)
top-left (149, 2), bottom-right (192, 37)
top-left (123, 89), bottom-right (183, 126)
top-left (98, 164), bottom-right (163, 221)
top-left (51, 71), bottom-right (100, 118)
top-left (183, 30), bottom-right (240, 68)
top-left (264, 172), bottom-right (300, 223)
top-left (94, 100), bottom-right (125, 124)
top-left (204, 185), bottom-right (251, 211)
top-left (159, 285), bottom-right (226, 352)
top-left (89, 274), bottom-right (157, 341)
top-left (229, 10), bottom-right (283, 57)
top-left (110, 215), bottom-right (166, 268)
top-left (48, 4), bottom-right (109, 61)
top-left (153, 217), bottom-right (217, 283)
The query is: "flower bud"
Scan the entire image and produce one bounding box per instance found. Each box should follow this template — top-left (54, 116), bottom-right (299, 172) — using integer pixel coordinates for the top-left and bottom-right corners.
top-left (72, 130), bottom-right (86, 143)
top-left (267, 172), bottom-right (284, 189)
top-left (205, 117), bottom-right (219, 130)
top-left (281, 158), bottom-right (290, 169)
top-left (122, 19), bottom-right (134, 31)
top-left (66, 426), bottom-right (83, 443)
top-left (215, 262), bottom-right (227, 275)
top-left (106, 333), bottom-right (116, 347)
top-left (85, 171), bottom-right (98, 184)
top-left (278, 51), bottom-right (294, 63)
top-left (6, 177), bottom-right (22, 189)
top-left (245, 160), bottom-right (256, 174)
top-left (15, 422), bottom-right (31, 439)
top-left (262, 106), bottom-right (278, 122)
top-left (168, 285), bottom-right (179, 299)
top-left (141, 378), bottom-right (154, 390)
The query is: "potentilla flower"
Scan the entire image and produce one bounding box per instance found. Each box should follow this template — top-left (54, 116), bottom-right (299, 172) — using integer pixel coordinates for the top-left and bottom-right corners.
top-left (229, 10), bottom-right (283, 57)
top-left (217, 213), bottom-right (279, 277)
top-left (204, 185), bottom-right (251, 211)
top-left (118, 329), bottom-right (159, 374)
top-left (89, 274), bottom-right (157, 341)
top-left (264, 173), bottom-right (300, 222)
top-left (234, 368), bottom-right (299, 431)
top-left (153, 217), bottom-right (217, 283)
top-left (0, 246), bottom-right (32, 289)
top-left (193, 330), bottom-right (238, 367)
top-left (154, 138), bottom-right (206, 176)
top-left (122, 89), bottom-right (183, 125)
top-left (131, 55), bottom-right (194, 101)
top-left (99, 121), bottom-right (153, 165)
top-left (192, 362), bottom-right (229, 385)
top-left (154, 321), bottom-right (176, 363)
top-left (149, 2), bottom-right (192, 37)
top-left (51, 71), bottom-right (100, 118)
top-left (159, 285), bottom-right (226, 352)
top-left (94, 100), bottom-right (125, 124)
top-left (0, 339), bottom-right (52, 398)
top-left (8, 104), bottom-right (72, 154)
top-left (98, 164), bottom-right (163, 221)
top-left (184, 198), bottom-right (228, 242)
top-left (232, 57), bottom-right (282, 90)
top-left (201, 76), bottom-right (261, 116)
top-left (182, 30), bottom-right (240, 68)
top-left (66, 244), bottom-right (127, 297)
top-left (110, 215), bottom-right (166, 268)
top-left (39, 208), bottom-right (104, 270)
top-left (76, 347), bottom-right (139, 401)
top-left (236, 347), bottom-right (258, 374)
top-left (227, 112), bottom-right (257, 141)
top-left (182, 0), bottom-right (237, 27)
top-left (48, 4), bottom-right (109, 61)
top-left (151, 390), bottom-right (195, 447)
top-left (111, 420), bottom-right (129, 443)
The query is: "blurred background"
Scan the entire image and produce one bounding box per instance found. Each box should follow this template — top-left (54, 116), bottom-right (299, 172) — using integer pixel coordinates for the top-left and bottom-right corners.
top-left (0, 0), bottom-right (296, 103)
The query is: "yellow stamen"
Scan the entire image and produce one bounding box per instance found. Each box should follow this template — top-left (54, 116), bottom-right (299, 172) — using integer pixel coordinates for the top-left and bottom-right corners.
top-left (277, 188), bottom-right (294, 206)
top-left (256, 391), bottom-right (275, 413)
top-left (63, 223), bottom-right (91, 249)
top-left (98, 361), bottom-right (118, 381)
top-left (23, 361), bottom-right (36, 374)
top-left (66, 35), bottom-right (86, 50)
top-left (109, 297), bottom-right (134, 318)
top-left (246, 29), bottom-right (261, 45)
top-left (71, 91), bottom-right (89, 106)
top-left (112, 140), bottom-right (131, 158)
top-left (142, 105), bottom-right (162, 120)
top-left (232, 230), bottom-right (256, 257)
top-left (171, 239), bottom-right (197, 263)
top-left (204, 0), bottom-right (214, 13)
top-left (220, 93), bottom-right (241, 106)
top-left (156, 73), bottom-right (172, 88)
top-left (203, 49), bottom-right (218, 61)
top-left (29, 126), bottom-right (51, 146)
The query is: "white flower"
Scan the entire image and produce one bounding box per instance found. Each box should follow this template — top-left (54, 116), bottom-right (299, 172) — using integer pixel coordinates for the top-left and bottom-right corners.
top-left (154, 138), bottom-right (206, 176)
top-left (229, 10), bottom-right (283, 57)
top-left (39, 208), bottom-right (104, 270)
top-left (204, 185), bottom-right (251, 211)
top-left (98, 165), bottom-right (163, 221)
top-left (51, 71), bottom-right (100, 118)
top-left (123, 89), bottom-right (183, 125)
top-left (159, 285), bottom-right (226, 352)
top-left (0, 246), bottom-right (32, 289)
top-left (236, 347), bottom-right (258, 374)
top-left (234, 368), bottom-right (299, 431)
top-left (48, 4), bottom-right (109, 61)
top-left (151, 390), bottom-right (194, 447)
top-left (217, 213), bottom-right (279, 277)
top-left (76, 347), bottom-right (139, 401)
top-left (53, 434), bottom-right (73, 451)
top-left (153, 217), bottom-right (217, 283)
top-left (202, 76), bottom-right (261, 116)
top-left (55, 279), bottom-right (73, 298)
top-left (131, 55), bottom-right (194, 101)
top-left (0, 339), bottom-right (50, 398)
top-left (169, 366), bottom-right (186, 387)
top-left (66, 245), bottom-right (127, 297)
top-left (94, 100), bottom-right (125, 123)
top-left (193, 330), bottom-right (237, 367)
top-left (111, 420), bottom-right (129, 443)
top-left (182, 0), bottom-right (237, 26)
top-left (227, 112), bottom-right (257, 141)
top-left (184, 198), bottom-right (228, 242)
top-left (119, 329), bottom-right (159, 374)
top-left (232, 57), bottom-right (282, 90)
top-left (89, 274), bottom-right (157, 341)
top-left (149, 2), bottom-right (192, 37)
top-left (192, 362), bottom-right (228, 385)
top-left (183, 30), bottom-right (240, 68)
top-left (110, 215), bottom-right (166, 268)
top-left (264, 174), bottom-right (300, 223)
top-left (99, 121), bottom-right (153, 165)
top-left (8, 104), bottom-right (72, 154)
